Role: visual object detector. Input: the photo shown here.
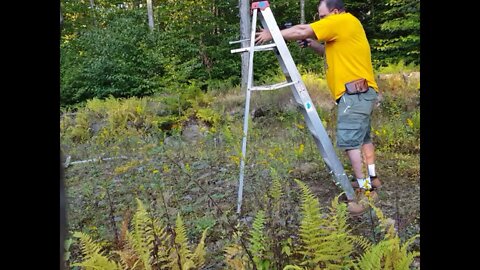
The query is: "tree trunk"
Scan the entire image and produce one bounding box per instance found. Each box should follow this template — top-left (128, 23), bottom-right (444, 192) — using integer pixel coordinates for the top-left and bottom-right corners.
top-left (89, 0), bottom-right (97, 26)
top-left (300, 0), bottom-right (305, 24)
top-left (146, 0), bottom-right (154, 31)
top-left (239, 0), bottom-right (251, 89)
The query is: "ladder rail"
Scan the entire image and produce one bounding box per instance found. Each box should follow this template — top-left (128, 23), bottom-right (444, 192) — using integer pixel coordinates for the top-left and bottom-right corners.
top-left (237, 8), bottom-right (258, 214)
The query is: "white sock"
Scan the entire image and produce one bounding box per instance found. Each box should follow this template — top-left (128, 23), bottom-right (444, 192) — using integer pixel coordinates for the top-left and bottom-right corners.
top-left (368, 164), bottom-right (376, 177)
top-left (357, 177), bottom-right (372, 189)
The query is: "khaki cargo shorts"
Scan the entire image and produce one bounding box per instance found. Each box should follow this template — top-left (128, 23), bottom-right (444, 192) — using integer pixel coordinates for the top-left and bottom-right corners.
top-left (336, 88), bottom-right (378, 150)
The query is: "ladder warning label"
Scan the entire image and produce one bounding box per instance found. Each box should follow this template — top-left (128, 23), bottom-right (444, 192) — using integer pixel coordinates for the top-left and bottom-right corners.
top-left (305, 102), bottom-right (313, 111)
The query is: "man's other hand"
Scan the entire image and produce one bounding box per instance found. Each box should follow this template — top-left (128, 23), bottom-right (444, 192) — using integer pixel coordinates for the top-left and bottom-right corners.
top-left (255, 28), bottom-right (272, 45)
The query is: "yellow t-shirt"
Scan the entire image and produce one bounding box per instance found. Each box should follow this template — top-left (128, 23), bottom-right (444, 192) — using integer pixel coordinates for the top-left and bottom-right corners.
top-left (310, 13), bottom-right (378, 100)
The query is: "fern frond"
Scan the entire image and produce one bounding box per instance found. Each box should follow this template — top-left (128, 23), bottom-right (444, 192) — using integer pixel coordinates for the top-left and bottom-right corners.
top-left (354, 240), bottom-right (389, 270)
top-left (224, 244), bottom-right (248, 270)
top-left (72, 231), bottom-right (120, 270)
top-left (401, 234), bottom-right (420, 253)
top-left (383, 236), bottom-right (401, 268)
top-left (169, 213), bottom-right (195, 270)
top-left (192, 227), bottom-right (209, 268)
top-left (395, 251), bottom-right (419, 270)
top-left (71, 253), bottom-right (121, 269)
top-left (113, 249), bottom-right (140, 269)
top-left (130, 198), bottom-right (155, 270)
top-left (395, 234), bottom-right (420, 269)
top-left (322, 194), bottom-right (355, 267)
top-left (175, 212), bottom-right (193, 259)
top-left (249, 210), bottom-right (267, 255)
top-left (294, 180), bottom-right (355, 268)
top-left (351, 235), bottom-right (373, 252)
top-left (248, 210), bottom-right (270, 268)
top-left (354, 205), bottom-right (420, 270)
top-left (294, 179), bottom-right (327, 264)
top-left (269, 167), bottom-right (284, 200)
top-left (151, 215), bottom-right (171, 268)
top-left (73, 231), bottom-right (103, 259)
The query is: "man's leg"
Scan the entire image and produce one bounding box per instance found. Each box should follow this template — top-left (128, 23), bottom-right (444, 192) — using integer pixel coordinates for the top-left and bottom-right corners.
top-left (362, 142), bottom-right (381, 187)
top-left (362, 142), bottom-right (375, 165)
top-left (346, 147), bottom-right (371, 189)
top-left (346, 148), bottom-right (365, 179)
top-left (336, 89), bottom-right (378, 214)
top-left (344, 147), bottom-right (371, 214)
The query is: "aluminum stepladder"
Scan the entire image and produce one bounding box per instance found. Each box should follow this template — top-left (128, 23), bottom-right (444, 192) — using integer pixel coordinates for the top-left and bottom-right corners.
top-left (230, 1), bottom-right (355, 214)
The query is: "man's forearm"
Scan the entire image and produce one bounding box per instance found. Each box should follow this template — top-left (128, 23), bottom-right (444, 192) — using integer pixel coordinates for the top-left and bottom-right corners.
top-left (310, 41), bottom-right (325, 56)
top-left (280, 24), bottom-right (316, 41)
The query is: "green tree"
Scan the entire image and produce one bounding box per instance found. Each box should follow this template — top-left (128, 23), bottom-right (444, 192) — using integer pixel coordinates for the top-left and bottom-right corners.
top-left (372, 0), bottom-right (420, 66)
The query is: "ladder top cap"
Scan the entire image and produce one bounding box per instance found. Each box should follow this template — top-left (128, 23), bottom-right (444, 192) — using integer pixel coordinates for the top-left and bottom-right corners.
top-left (251, 1), bottom-right (270, 11)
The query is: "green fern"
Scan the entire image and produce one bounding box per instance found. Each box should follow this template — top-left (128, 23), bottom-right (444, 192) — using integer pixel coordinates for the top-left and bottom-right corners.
top-left (353, 204), bottom-right (420, 269)
top-left (121, 198), bottom-right (171, 269)
top-left (224, 244), bottom-right (249, 270)
top-left (69, 110), bottom-right (91, 143)
top-left (268, 167), bottom-right (284, 201)
top-left (293, 179), bottom-right (326, 267)
top-left (354, 240), bottom-right (390, 269)
top-left (322, 193), bottom-right (355, 268)
top-left (224, 225), bottom-right (250, 270)
top-left (72, 198), bottom-right (208, 269)
top-left (72, 231), bottom-right (120, 270)
top-left (248, 210), bottom-right (271, 269)
top-left (196, 107), bottom-right (220, 127)
top-left (129, 198), bottom-right (156, 270)
top-left (351, 235), bottom-right (373, 253)
top-left (169, 213), bottom-right (195, 270)
top-left (192, 227), bottom-right (209, 268)
top-left (166, 212), bottom-right (209, 270)
top-left (291, 180), bottom-right (355, 269)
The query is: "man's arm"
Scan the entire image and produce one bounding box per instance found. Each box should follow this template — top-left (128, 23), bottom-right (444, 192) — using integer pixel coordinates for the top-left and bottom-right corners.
top-left (255, 24), bottom-right (316, 44)
top-left (301, 38), bottom-right (325, 56)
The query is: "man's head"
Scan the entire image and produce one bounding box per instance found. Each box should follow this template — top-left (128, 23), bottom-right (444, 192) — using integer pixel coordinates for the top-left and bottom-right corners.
top-left (318, 0), bottom-right (345, 19)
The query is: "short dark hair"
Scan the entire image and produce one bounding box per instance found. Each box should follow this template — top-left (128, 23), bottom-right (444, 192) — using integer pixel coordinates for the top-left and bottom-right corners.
top-left (319, 0), bottom-right (345, 11)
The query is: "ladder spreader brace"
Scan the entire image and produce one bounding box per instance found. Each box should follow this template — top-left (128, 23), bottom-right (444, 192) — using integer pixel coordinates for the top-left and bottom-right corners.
top-left (230, 1), bottom-right (355, 214)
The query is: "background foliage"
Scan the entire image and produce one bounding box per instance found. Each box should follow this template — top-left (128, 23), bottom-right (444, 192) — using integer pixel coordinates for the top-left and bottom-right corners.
top-left (61, 0), bottom-right (419, 106)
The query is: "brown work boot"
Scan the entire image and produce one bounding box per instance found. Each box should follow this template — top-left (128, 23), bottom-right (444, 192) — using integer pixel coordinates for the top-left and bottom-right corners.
top-left (351, 176), bottom-right (382, 189)
top-left (347, 200), bottom-right (366, 216)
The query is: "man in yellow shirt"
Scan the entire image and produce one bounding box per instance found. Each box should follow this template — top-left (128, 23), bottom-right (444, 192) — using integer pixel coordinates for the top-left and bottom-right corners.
top-left (256, 0), bottom-right (381, 216)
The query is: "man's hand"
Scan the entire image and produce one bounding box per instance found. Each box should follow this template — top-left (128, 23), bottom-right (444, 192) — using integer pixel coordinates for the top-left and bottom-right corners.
top-left (255, 28), bottom-right (272, 45)
top-left (298, 38), bottom-right (325, 56)
top-left (375, 92), bottom-right (383, 108)
top-left (297, 38), bottom-right (313, 48)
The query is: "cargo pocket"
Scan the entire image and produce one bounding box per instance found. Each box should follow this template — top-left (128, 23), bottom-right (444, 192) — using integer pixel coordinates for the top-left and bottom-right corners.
top-left (336, 120), bottom-right (364, 149)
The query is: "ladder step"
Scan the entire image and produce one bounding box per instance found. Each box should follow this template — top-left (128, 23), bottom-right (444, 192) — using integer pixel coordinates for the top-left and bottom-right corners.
top-left (229, 38), bottom-right (250, 44)
top-left (250, 81), bottom-right (296, 91)
top-left (230, 43), bottom-right (277, 54)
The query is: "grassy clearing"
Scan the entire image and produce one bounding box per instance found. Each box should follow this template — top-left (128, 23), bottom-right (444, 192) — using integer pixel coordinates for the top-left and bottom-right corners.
top-left (61, 70), bottom-right (420, 269)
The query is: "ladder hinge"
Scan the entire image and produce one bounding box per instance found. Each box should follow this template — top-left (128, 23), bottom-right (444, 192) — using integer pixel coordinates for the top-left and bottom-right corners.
top-left (251, 1), bottom-right (270, 11)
